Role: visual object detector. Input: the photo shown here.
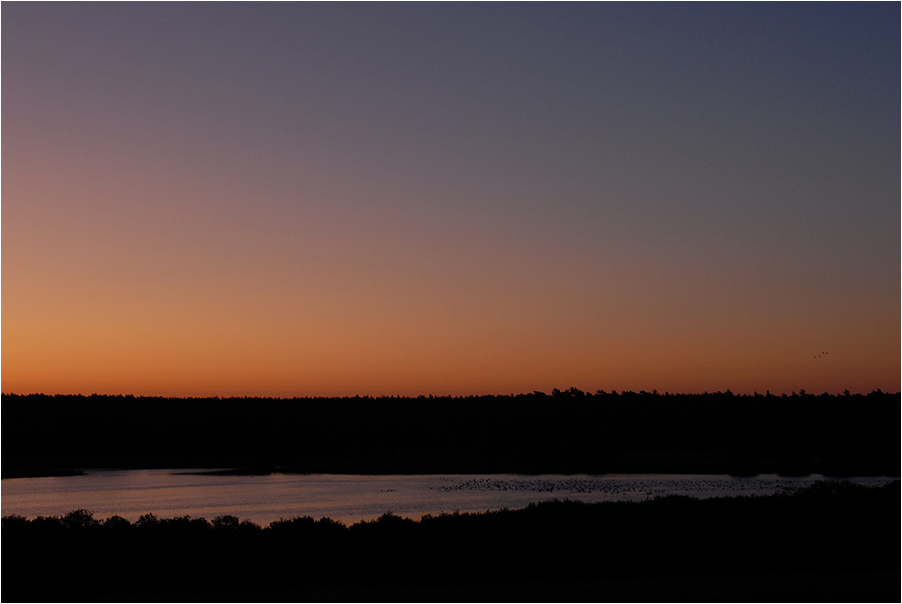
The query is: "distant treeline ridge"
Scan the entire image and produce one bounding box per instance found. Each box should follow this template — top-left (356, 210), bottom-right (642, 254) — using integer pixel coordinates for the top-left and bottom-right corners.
top-left (3, 390), bottom-right (899, 477)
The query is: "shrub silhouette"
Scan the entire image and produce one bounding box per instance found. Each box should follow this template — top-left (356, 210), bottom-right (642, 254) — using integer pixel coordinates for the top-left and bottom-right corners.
top-left (61, 508), bottom-right (98, 530)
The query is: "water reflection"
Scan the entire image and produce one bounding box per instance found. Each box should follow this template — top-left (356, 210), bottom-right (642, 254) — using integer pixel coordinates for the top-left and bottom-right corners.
top-left (2, 470), bottom-right (895, 526)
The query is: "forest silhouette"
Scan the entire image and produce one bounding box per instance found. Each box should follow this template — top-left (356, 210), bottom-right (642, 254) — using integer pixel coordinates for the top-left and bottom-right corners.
top-left (3, 389), bottom-right (898, 478)
top-left (2, 481), bottom-right (898, 601)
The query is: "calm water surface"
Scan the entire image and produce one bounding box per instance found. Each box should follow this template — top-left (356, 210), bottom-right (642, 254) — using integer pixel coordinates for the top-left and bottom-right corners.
top-left (2, 471), bottom-right (895, 525)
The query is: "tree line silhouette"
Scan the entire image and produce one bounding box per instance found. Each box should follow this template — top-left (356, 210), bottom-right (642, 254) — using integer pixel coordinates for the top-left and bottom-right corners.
top-left (2, 481), bottom-right (898, 601)
top-left (3, 389), bottom-right (898, 478)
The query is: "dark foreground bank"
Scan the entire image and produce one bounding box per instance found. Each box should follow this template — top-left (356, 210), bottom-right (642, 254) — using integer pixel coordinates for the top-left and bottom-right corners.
top-left (3, 481), bottom-right (898, 602)
top-left (4, 390), bottom-right (900, 477)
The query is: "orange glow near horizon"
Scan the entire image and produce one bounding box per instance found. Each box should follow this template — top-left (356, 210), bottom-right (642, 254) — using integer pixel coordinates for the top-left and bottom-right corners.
top-left (4, 230), bottom-right (898, 398)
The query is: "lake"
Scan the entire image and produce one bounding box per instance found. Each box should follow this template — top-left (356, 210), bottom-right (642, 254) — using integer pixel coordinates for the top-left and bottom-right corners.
top-left (1, 471), bottom-right (895, 526)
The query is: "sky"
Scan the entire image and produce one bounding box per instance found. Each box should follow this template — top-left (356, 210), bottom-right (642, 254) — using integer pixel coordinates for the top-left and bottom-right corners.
top-left (3, 3), bottom-right (899, 397)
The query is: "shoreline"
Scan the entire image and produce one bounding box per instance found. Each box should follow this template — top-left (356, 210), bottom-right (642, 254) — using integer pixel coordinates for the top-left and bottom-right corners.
top-left (4, 482), bottom-right (898, 602)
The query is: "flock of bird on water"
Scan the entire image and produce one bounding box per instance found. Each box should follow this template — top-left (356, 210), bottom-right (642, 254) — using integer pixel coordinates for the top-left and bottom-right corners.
top-left (434, 475), bottom-right (887, 499)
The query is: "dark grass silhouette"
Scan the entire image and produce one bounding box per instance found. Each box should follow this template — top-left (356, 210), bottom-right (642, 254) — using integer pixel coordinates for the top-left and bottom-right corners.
top-left (3, 481), bottom-right (898, 602)
top-left (3, 390), bottom-right (899, 478)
